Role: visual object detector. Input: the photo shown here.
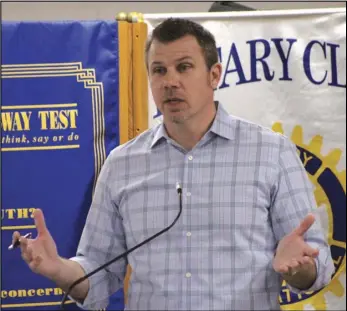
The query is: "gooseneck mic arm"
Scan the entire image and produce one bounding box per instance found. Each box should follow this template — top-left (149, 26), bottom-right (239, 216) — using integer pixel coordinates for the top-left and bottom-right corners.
top-left (61, 182), bottom-right (183, 309)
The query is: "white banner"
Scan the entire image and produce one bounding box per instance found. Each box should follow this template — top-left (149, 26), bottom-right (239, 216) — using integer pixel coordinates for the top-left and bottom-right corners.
top-left (145, 8), bottom-right (346, 311)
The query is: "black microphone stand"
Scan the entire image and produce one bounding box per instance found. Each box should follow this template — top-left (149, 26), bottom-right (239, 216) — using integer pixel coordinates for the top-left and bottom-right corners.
top-left (61, 183), bottom-right (183, 310)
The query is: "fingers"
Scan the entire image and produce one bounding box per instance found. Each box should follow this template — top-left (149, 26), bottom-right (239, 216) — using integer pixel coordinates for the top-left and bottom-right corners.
top-left (275, 263), bottom-right (297, 274)
top-left (12, 231), bottom-right (21, 246)
top-left (28, 255), bottom-right (43, 272)
top-left (290, 259), bottom-right (300, 269)
top-left (11, 231), bottom-right (31, 250)
top-left (12, 233), bottom-right (33, 264)
top-left (293, 213), bottom-right (315, 236)
top-left (21, 245), bottom-right (33, 263)
top-left (20, 239), bottom-right (42, 270)
top-left (34, 209), bottom-right (48, 236)
top-left (298, 255), bottom-right (315, 266)
top-left (274, 256), bottom-right (316, 276)
top-left (276, 264), bottom-right (289, 274)
top-left (19, 235), bottom-right (29, 248)
top-left (304, 246), bottom-right (319, 258)
top-left (12, 230), bottom-right (45, 273)
top-left (18, 235), bottom-right (32, 262)
top-left (280, 259), bottom-right (300, 273)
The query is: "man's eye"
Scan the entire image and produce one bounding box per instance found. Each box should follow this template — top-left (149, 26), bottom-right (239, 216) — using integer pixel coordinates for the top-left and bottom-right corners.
top-left (152, 67), bottom-right (166, 74)
top-left (177, 63), bottom-right (192, 72)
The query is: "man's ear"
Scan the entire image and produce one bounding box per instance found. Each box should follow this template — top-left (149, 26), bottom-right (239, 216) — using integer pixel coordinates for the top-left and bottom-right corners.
top-left (210, 63), bottom-right (222, 89)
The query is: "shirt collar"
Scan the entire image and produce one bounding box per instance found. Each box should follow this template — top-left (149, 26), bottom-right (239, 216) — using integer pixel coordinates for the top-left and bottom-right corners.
top-left (150, 102), bottom-right (235, 149)
top-left (150, 122), bottom-right (169, 149)
top-left (209, 102), bottom-right (235, 141)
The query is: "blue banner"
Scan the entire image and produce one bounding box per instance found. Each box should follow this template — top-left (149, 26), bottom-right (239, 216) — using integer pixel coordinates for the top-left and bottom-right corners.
top-left (1, 21), bottom-right (124, 310)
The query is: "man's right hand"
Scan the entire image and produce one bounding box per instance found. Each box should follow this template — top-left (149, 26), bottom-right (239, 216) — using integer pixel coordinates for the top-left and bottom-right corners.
top-left (12, 208), bottom-right (62, 280)
top-left (13, 208), bottom-right (89, 302)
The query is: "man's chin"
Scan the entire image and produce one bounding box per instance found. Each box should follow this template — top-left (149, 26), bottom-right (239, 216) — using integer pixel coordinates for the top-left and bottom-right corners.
top-left (163, 109), bottom-right (189, 124)
top-left (169, 115), bottom-right (186, 124)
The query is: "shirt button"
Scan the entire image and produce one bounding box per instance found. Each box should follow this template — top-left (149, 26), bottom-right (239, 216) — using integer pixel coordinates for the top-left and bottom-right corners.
top-left (186, 232), bottom-right (192, 237)
top-left (185, 272), bottom-right (191, 278)
top-left (188, 155), bottom-right (193, 161)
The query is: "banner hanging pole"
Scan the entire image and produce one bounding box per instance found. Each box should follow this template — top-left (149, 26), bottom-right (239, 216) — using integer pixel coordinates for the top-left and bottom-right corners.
top-left (117, 13), bottom-right (134, 143)
top-left (144, 7), bottom-right (346, 21)
top-left (129, 12), bottom-right (149, 136)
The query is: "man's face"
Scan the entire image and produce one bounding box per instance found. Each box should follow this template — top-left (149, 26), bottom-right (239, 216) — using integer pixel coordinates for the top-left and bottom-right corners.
top-left (148, 35), bottom-right (220, 124)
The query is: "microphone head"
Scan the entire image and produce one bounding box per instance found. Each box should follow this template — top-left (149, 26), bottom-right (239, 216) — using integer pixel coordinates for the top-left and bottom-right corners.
top-left (176, 182), bottom-right (182, 194)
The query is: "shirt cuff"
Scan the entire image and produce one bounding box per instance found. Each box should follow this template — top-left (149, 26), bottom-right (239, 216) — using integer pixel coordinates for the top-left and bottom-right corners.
top-left (68, 256), bottom-right (110, 310)
top-left (286, 248), bottom-right (335, 294)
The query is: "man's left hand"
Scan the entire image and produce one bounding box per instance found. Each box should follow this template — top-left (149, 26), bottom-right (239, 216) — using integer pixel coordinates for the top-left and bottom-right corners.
top-left (273, 213), bottom-right (319, 276)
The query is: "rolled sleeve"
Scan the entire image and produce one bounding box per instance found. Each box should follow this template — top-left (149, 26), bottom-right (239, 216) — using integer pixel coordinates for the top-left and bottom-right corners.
top-left (286, 247), bottom-right (335, 294)
top-left (68, 151), bottom-right (127, 310)
top-left (69, 256), bottom-right (110, 310)
top-left (310, 247), bottom-right (335, 291)
top-left (271, 138), bottom-right (335, 294)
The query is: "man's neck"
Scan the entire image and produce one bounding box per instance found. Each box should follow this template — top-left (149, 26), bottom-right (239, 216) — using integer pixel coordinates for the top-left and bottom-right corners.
top-left (165, 103), bottom-right (217, 151)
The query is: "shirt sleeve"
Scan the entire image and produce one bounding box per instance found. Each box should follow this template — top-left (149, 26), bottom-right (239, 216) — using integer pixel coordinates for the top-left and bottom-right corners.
top-left (270, 137), bottom-right (335, 294)
top-left (69, 151), bottom-right (127, 310)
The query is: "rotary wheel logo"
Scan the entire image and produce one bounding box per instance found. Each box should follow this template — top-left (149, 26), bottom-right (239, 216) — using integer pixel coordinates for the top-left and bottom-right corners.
top-left (272, 123), bottom-right (346, 310)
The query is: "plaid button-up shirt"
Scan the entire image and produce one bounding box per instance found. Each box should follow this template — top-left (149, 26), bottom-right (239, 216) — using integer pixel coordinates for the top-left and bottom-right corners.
top-left (71, 103), bottom-right (334, 310)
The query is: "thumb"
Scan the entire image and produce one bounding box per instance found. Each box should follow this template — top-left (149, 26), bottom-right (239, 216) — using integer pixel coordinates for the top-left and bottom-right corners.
top-left (293, 213), bottom-right (315, 237)
top-left (34, 209), bottom-right (49, 236)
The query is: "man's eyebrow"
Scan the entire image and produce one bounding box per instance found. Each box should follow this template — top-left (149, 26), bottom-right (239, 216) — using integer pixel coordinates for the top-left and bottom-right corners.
top-left (150, 56), bottom-right (193, 67)
top-left (175, 56), bottom-right (193, 62)
top-left (151, 61), bottom-right (163, 66)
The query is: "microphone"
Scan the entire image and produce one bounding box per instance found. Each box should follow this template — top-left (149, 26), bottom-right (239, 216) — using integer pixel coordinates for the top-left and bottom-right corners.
top-left (61, 182), bottom-right (183, 309)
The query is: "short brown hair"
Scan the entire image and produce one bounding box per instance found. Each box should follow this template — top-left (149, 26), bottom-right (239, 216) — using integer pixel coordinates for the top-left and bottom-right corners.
top-left (145, 18), bottom-right (219, 70)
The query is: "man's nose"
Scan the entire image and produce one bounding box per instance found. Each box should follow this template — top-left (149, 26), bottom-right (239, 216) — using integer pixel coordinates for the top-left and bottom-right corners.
top-left (162, 70), bottom-right (180, 88)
